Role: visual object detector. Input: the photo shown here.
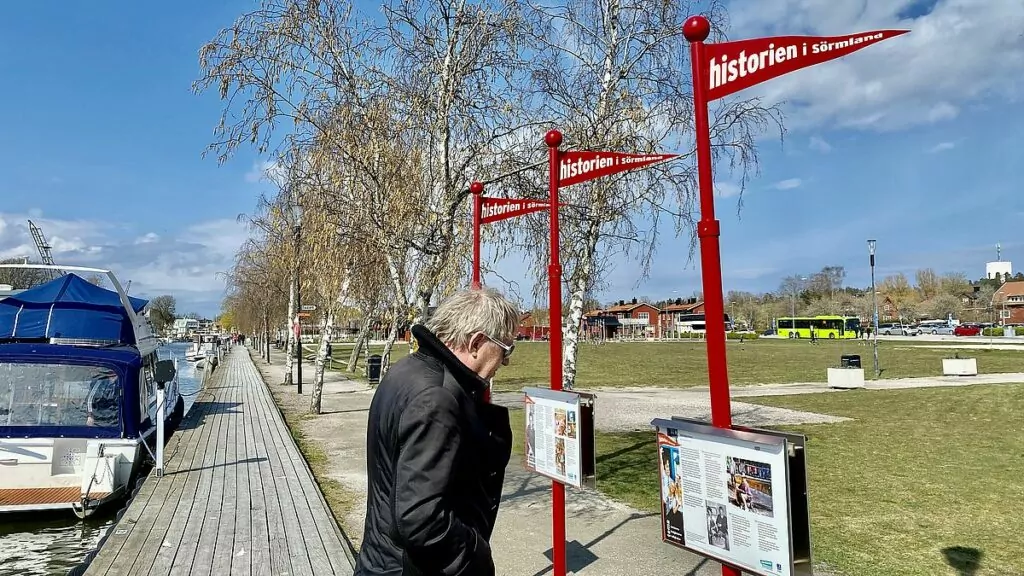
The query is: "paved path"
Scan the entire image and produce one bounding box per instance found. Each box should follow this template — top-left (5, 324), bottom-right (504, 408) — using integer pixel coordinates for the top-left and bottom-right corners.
top-left (85, 348), bottom-right (355, 576)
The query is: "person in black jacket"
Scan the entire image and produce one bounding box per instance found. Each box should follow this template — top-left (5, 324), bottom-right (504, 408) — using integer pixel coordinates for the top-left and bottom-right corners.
top-left (354, 287), bottom-right (519, 576)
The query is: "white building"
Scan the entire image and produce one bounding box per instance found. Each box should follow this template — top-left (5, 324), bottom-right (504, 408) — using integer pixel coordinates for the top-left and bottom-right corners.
top-left (986, 243), bottom-right (1012, 280)
top-left (172, 318), bottom-right (200, 338)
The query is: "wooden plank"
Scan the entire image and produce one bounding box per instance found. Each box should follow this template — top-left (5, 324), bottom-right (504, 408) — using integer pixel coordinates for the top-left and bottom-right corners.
top-left (230, 357), bottom-right (254, 576)
top-left (247, 362), bottom-right (314, 575)
top-left (246, 360), bottom-right (290, 576)
top-left (210, 361), bottom-right (240, 576)
top-left (85, 384), bottom-right (215, 576)
top-left (187, 360), bottom-right (234, 576)
top-left (166, 362), bottom-right (233, 576)
top-left (84, 349), bottom-right (354, 576)
top-left (130, 392), bottom-right (218, 573)
top-left (146, 382), bottom-right (223, 576)
top-left (253, 369), bottom-right (342, 574)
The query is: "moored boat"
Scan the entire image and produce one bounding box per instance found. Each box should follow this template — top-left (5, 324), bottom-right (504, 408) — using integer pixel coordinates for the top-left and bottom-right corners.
top-left (0, 265), bottom-right (185, 518)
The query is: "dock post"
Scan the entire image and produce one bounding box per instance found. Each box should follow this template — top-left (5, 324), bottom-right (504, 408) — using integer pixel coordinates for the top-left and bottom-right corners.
top-left (155, 381), bottom-right (165, 478)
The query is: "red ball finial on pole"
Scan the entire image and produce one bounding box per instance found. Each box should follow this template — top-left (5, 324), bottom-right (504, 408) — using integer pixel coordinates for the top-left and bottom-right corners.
top-left (545, 129), bottom-right (563, 148)
top-left (682, 15), bottom-right (710, 43)
top-left (469, 181), bottom-right (484, 195)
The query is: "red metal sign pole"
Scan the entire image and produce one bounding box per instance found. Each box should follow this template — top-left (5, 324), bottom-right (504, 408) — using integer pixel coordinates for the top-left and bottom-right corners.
top-left (544, 128), bottom-right (567, 576)
top-left (683, 16), bottom-right (740, 576)
top-left (470, 181), bottom-right (484, 289)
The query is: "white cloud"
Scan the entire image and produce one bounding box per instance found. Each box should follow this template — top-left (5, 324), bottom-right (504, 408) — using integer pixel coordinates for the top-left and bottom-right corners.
top-left (714, 181), bottom-right (743, 198)
top-left (773, 178), bottom-right (802, 190)
top-left (928, 141), bottom-right (956, 153)
top-left (809, 136), bottom-right (832, 153)
top-left (725, 0), bottom-right (1024, 131)
top-left (245, 159), bottom-right (286, 185)
top-left (0, 212), bottom-right (245, 316)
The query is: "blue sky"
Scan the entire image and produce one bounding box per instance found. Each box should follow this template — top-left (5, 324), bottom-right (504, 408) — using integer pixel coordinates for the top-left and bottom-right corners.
top-left (1, 0), bottom-right (1022, 316)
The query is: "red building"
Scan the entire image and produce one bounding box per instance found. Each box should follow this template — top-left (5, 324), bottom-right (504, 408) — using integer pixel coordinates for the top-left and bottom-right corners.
top-left (992, 281), bottom-right (1024, 325)
top-left (657, 298), bottom-right (705, 337)
top-left (517, 311), bottom-right (550, 340)
top-left (585, 298), bottom-right (660, 339)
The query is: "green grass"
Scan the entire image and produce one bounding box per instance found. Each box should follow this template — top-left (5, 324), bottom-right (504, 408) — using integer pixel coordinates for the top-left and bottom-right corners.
top-left (280, 409), bottom-right (360, 548)
top-left (490, 339), bottom-right (1024, 391)
top-left (506, 385), bottom-right (1024, 576)
top-left (305, 338), bottom-right (1024, 390)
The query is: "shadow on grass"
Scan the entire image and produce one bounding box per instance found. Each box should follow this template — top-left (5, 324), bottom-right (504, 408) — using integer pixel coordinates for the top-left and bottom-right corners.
top-left (942, 546), bottom-right (983, 576)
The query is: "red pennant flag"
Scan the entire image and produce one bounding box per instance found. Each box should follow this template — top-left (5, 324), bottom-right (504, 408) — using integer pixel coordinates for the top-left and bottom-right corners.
top-left (480, 197), bottom-right (553, 224)
top-left (704, 29), bottom-right (909, 101)
top-left (558, 151), bottom-right (678, 188)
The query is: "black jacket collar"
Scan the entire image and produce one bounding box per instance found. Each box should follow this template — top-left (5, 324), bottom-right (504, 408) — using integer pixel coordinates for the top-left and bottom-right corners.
top-left (411, 325), bottom-right (488, 399)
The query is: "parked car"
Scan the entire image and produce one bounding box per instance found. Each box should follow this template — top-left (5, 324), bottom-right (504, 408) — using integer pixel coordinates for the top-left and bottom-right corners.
top-left (930, 325), bottom-right (955, 335)
top-left (880, 323), bottom-right (919, 336)
top-left (954, 324), bottom-right (982, 337)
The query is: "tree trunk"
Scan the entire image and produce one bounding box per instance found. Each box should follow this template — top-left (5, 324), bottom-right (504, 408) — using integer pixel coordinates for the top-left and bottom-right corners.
top-left (263, 311), bottom-right (271, 363)
top-left (283, 275), bottom-right (296, 385)
top-left (309, 307), bottom-right (335, 415)
top-left (562, 218), bottom-right (601, 391)
top-left (346, 316), bottom-right (372, 373)
top-left (380, 312), bottom-right (401, 376)
top-left (414, 288), bottom-right (432, 325)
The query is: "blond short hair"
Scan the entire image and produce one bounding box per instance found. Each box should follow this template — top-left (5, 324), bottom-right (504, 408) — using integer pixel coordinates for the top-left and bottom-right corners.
top-left (425, 287), bottom-right (520, 350)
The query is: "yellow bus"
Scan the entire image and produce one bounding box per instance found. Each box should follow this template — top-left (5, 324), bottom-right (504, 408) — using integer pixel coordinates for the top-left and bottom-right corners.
top-left (775, 316), bottom-right (861, 339)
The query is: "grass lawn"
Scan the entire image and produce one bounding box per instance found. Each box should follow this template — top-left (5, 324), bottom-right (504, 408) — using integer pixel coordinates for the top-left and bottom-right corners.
top-left (306, 338), bottom-right (1023, 389)
top-left (492, 339), bottom-right (1023, 391)
top-left (507, 384), bottom-right (1024, 576)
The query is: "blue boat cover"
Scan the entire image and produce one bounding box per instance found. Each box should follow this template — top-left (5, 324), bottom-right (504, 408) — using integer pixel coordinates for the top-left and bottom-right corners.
top-left (0, 274), bottom-right (148, 344)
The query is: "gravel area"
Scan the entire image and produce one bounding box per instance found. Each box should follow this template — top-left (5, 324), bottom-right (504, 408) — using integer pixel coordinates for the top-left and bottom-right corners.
top-left (493, 389), bottom-right (850, 431)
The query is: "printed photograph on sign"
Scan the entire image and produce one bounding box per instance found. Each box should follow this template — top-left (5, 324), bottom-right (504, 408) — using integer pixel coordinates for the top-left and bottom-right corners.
top-left (660, 444), bottom-right (685, 544)
top-left (705, 501), bottom-right (730, 551)
top-left (525, 403), bottom-right (536, 468)
top-left (727, 456), bottom-right (774, 517)
top-left (565, 410), bottom-right (577, 439)
top-left (554, 437), bottom-right (566, 477)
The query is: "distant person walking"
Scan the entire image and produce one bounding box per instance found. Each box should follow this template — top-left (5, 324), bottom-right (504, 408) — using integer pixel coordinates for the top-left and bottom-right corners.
top-left (354, 287), bottom-right (519, 576)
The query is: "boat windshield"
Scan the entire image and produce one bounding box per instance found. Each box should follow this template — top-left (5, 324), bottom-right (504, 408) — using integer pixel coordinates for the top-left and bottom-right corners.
top-left (0, 363), bottom-right (121, 428)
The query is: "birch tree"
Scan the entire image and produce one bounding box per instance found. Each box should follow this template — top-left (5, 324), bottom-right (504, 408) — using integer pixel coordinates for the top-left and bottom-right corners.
top-left (500, 0), bottom-right (784, 389)
top-left (240, 188), bottom-right (300, 382)
top-left (196, 0), bottom-right (537, 326)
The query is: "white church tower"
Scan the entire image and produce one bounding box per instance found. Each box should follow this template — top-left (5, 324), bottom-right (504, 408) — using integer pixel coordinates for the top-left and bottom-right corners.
top-left (986, 243), bottom-right (1012, 280)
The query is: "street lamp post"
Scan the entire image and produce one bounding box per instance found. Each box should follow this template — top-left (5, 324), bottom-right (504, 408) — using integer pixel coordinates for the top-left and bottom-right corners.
top-left (293, 202), bottom-right (304, 394)
top-left (868, 239), bottom-right (880, 378)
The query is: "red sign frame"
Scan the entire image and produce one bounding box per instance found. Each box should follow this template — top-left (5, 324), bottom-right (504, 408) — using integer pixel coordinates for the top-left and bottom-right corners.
top-left (682, 15), bottom-right (907, 576)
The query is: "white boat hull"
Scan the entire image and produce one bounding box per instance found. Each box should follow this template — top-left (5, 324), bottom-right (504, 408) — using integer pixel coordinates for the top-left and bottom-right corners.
top-left (0, 438), bottom-right (142, 516)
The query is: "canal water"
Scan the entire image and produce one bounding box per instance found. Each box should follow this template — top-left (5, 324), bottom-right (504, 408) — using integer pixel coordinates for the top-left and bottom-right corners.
top-left (0, 343), bottom-right (203, 576)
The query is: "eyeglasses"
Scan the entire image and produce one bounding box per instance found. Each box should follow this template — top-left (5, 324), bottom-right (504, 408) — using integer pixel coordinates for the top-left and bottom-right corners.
top-left (484, 333), bottom-right (515, 359)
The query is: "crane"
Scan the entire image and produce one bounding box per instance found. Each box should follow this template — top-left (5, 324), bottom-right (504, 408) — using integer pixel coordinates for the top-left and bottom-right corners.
top-left (27, 220), bottom-right (57, 266)
top-left (28, 219), bottom-right (64, 279)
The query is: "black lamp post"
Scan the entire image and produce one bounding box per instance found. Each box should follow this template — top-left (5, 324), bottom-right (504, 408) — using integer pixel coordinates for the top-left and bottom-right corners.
top-left (293, 202), bottom-right (304, 394)
top-left (868, 239), bottom-right (880, 378)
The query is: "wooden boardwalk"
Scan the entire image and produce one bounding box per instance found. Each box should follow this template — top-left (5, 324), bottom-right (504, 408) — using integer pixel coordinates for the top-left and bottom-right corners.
top-left (85, 348), bottom-right (355, 576)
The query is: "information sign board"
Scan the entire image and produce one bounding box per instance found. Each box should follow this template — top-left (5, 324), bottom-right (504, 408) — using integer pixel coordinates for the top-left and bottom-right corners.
top-left (523, 388), bottom-right (595, 489)
top-left (652, 417), bottom-right (811, 576)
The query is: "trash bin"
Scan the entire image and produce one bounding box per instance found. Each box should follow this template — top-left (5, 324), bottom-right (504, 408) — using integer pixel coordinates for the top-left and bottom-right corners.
top-left (367, 354), bottom-right (383, 385)
top-left (840, 354), bottom-right (861, 368)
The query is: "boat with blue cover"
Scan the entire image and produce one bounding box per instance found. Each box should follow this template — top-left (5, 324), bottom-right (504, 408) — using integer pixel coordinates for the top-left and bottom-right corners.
top-left (0, 264), bottom-right (184, 518)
